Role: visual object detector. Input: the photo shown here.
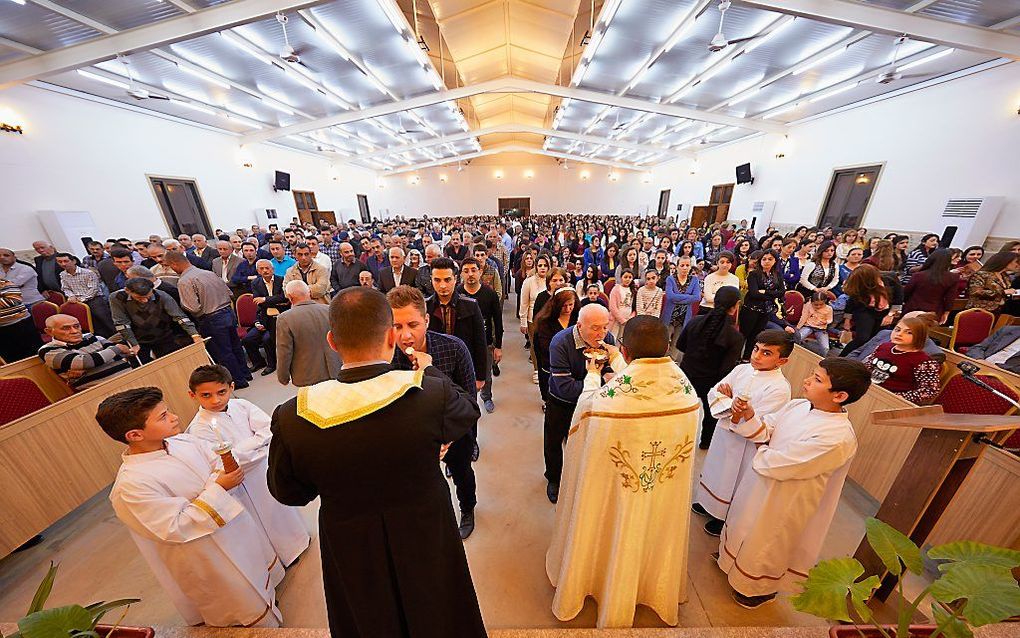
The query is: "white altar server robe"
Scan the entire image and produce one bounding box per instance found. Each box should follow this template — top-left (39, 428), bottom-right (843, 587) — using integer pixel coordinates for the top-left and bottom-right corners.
top-left (718, 399), bottom-right (857, 596)
top-left (547, 357), bottom-right (702, 628)
top-left (109, 434), bottom-right (284, 627)
top-left (188, 399), bottom-right (311, 566)
top-left (695, 365), bottom-right (791, 520)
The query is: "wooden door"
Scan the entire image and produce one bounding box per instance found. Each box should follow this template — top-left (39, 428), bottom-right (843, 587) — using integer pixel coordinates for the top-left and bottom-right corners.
top-left (691, 206), bottom-right (714, 228)
top-left (293, 190), bottom-right (318, 225)
top-left (710, 183), bottom-right (734, 205)
top-left (818, 165), bottom-right (882, 229)
top-left (498, 197), bottom-right (530, 217)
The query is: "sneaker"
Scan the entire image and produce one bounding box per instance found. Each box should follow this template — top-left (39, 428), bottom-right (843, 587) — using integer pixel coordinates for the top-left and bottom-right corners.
top-left (472, 441), bottom-right (480, 461)
top-left (483, 399), bottom-right (495, 414)
top-left (704, 518), bottom-right (724, 537)
top-left (691, 502), bottom-right (711, 517)
top-left (732, 591), bottom-right (777, 610)
top-left (458, 510), bottom-right (475, 540)
top-left (492, 363), bottom-right (500, 377)
top-left (546, 482), bottom-right (559, 504)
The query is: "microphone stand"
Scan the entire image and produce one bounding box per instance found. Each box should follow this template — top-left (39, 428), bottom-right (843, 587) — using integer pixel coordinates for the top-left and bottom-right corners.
top-left (955, 362), bottom-right (1020, 449)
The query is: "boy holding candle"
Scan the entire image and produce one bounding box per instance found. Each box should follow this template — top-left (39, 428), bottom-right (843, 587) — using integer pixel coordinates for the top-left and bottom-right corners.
top-left (187, 364), bottom-right (310, 567)
top-left (97, 387), bottom-right (283, 627)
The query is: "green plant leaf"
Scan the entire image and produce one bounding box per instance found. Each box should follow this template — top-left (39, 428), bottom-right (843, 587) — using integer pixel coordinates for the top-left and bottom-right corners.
top-left (26, 563), bottom-right (58, 615)
top-left (930, 565), bottom-right (1020, 626)
top-left (928, 541), bottom-right (1020, 573)
top-left (932, 604), bottom-right (973, 638)
top-left (87, 599), bottom-right (139, 626)
top-left (791, 557), bottom-right (880, 622)
top-left (18, 605), bottom-right (92, 638)
top-left (865, 518), bottom-right (923, 576)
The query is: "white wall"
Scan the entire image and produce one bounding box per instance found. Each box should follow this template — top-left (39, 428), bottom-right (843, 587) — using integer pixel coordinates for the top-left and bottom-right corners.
top-left (374, 152), bottom-right (652, 217)
top-left (0, 84), bottom-right (377, 251)
top-left (378, 62), bottom-right (1020, 239)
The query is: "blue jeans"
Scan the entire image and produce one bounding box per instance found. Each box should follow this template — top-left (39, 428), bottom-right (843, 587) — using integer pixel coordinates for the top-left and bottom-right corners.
top-left (797, 327), bottom-right (831, 353)
top-left (197, 308), bottom-right (251, 385)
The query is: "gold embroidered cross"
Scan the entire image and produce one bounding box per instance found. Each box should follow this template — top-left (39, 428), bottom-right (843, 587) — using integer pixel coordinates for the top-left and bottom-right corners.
top-left (641, 441), bottom-right (666, 466)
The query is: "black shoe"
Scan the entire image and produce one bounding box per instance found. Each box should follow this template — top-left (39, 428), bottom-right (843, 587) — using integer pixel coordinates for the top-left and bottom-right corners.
top-left (261, 366), bottom-right (276, 376)
top-left (704, 518), bottom-right (724, 537)
top-left (699, 441), bottom-right (711, 450)
top-left (234, 381), bottom-right (250, 389)
top-left (472, 441), bottom-right (480, 461)
top-left (248, 362), bottom-right (265, 373)
top-left (492, 363), bottom-right (500, 377)
top-left (459, 510), bottom-right (475, 540)
top-left (691, 502), bottom-right (710, 517)
top-left (546, 482), bottom-right (559, 504)
top-left (13, 534), bottom-right (43, 552)
top-left (732, 591), bottom-right (777, 610)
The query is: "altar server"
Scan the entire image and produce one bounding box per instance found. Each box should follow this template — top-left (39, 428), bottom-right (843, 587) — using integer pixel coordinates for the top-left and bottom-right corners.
top-left (547, 316), bottom-right (702, 628)
top-left (716, 358), bottom-right (870, 609)
top-left (692, 329), bottom-right (794, 536)
top-left (97, 387), bottom-right (283, 627)
top-left (186, 364), bottom-right (311, 566)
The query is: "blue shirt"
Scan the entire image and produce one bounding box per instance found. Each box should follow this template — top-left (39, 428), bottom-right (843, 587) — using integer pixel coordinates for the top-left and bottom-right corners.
top-left (548, 325), bottom-right (617, 405)
top-left (392, 331), bottom-right (476, 395)
top-left (270, 256), bottom-right (296, 278)
top-left (231, 259), bottom-right (259, 287)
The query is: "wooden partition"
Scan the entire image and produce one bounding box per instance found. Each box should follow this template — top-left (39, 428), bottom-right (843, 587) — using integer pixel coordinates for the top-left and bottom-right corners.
top-left (0, 356), bottom-right (74, 402)
top-left (925, 446), bottom-right (1020, 550)
top-left (0, 342), bottom-right (211, 557)
top-left (782, 346), bottom-right (940, 502)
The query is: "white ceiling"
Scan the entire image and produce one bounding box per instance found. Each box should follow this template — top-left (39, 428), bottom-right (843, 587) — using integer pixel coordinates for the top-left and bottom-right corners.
top-left (1, 0), bottom-right (1018, 172)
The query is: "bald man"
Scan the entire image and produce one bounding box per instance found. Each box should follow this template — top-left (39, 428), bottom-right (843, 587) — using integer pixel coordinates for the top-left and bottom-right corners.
top-left (378, 247), bottom-right (418, 293)
top-left (38, 314), bottom-right (133, 389)
top-left (329, 242), bottom-right (369, 293)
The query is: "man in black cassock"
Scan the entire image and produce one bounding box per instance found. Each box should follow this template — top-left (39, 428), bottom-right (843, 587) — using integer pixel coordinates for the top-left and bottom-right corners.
top-left (268, 287), bottom-right (486, 637)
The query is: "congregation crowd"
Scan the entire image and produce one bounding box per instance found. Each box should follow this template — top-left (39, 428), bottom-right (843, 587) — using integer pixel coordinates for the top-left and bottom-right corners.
top-left (4, 212), bottom-right (1020, 632)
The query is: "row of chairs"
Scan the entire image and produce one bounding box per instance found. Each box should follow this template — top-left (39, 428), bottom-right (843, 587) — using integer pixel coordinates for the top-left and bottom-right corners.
top-left (31, 300), bottom-right (95, 342)
top-left (0, 376), bottom-right (53, 426)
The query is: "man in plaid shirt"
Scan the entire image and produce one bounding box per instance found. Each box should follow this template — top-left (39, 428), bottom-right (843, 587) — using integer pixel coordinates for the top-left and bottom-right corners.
top-left (55, 252), bottom-right (116, 337)
top-left (388, 285), bottom-right (480, 541)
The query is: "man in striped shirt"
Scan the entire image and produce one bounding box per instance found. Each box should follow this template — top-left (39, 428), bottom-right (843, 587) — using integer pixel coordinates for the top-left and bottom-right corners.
top-left (38, 314), bottom-right (132, 389)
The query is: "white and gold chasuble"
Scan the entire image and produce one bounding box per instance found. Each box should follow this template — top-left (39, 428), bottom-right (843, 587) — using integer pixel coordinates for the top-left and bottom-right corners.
top-left (297, 369), bottom-right (425, 428)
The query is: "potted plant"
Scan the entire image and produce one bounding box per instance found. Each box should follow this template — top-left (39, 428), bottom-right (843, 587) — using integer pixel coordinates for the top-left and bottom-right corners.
top-left (0, 563), bottom-right (151, 638)
top-left (792, 517), bottom-right (1020, 638)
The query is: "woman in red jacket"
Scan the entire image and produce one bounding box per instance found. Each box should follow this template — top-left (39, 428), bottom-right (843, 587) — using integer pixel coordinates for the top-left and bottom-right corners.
top-left (902, 248), bottom-right (960, 324)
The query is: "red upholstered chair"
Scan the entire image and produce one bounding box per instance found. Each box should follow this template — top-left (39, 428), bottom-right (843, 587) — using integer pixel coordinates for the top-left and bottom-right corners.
top-left (690, 301), bottom-right (700, 316)
top-left (597, 292), bottom-right (610, 306)
top-left (0, 376), bottom-right (52, 426)
top-left (948, 308), bottom-right (995, 353)
top-left (783, 290), bottom-right (805, 325)
top-left (43, 290), bottom-right (65, 306)
top-left (604, 277), bottom-right (616, 296)
top-left (235, 293), bottom-right (257, 339)
top-left (935, 372), bottom-right (1020, 416)
top-left (31, 301), bottom-right (60, 343)
top-left (59, 300), bottom-right (93, 334)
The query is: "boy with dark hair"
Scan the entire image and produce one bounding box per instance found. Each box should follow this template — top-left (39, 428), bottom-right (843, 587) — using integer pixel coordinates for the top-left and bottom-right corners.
top-left (97, 387), bottom-right (284, 627)
top-left (716, 356), bottom-right (870, 609)
top-left (693, 329), bottom-right (794, 536)
top-left (187, 365), bottom-right (310, 567)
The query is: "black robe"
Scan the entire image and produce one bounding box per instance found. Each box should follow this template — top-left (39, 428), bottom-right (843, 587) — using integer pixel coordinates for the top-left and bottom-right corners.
top-left (268, 363), bottom-right (486, 637)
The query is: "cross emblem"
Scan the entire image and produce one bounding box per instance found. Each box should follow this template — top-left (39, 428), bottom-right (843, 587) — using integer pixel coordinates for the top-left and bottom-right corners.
top-left (641, 441), bottom-right (666, 467)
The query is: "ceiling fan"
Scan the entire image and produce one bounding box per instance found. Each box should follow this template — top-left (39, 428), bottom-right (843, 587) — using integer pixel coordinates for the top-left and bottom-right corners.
top-left (395, 113), bottom-right (427, 136)
top-left (874, 35), bottom-right (935, 84)
top-left (119, 56), bottom-right (170, 101)
top-left (276, 13), bottom-right (306, 64)
top-left (707, 1), bottom-right (770, 53)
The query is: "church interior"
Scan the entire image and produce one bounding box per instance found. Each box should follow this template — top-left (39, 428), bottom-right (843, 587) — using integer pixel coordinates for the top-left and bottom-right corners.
top-left (1, 0), bottom-right (1020, 636)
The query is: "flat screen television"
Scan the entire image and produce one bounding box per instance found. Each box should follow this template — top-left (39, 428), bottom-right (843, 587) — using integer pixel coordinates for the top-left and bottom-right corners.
top-left (736, 163), bottom-right (753, 184)
top-left (274, 171), bottom-right (291, 191)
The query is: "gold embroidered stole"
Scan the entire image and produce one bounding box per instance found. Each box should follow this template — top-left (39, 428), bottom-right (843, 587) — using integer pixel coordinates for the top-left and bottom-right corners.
top-left (297, 369), bottom-right (425, 428)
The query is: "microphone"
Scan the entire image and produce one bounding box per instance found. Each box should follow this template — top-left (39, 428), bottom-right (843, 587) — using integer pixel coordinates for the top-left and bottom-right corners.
top-left (955, 361), bottom-right (1020, 410)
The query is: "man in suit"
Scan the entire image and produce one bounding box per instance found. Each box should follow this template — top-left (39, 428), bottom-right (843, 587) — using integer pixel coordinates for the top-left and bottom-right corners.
top-left (211, 240), bottom-right (244, 298)
top-left (267, 286), bottom-right (484, 638)
top-left (378, 247), bottom-right (419, 293)
top-left (965, 325), bottom-right (1020, 374)
top-left (32, 240), bottom-right (61, 293)
top-left (190, 233), bottom-right (218, 265)
top-left (275, 279), bottom-right (340, 387)
top-left (245, 259), bottom-right (289, 375)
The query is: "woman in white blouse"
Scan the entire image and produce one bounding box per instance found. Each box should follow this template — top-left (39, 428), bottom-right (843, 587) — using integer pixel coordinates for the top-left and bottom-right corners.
top-left (520, 254), bottom-right (551, 383)
top-left (699, 251), bottom-right (740, 314)
top-left (799, 240), bottom-right (840, 299)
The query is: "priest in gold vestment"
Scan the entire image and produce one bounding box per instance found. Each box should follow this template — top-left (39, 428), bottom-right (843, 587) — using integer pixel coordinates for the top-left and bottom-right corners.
top-left (547, 316), bottom-right (702, 628)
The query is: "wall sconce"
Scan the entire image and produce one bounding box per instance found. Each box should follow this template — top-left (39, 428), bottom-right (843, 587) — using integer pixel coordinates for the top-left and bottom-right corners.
top-left (775, 135), bottom-right (789, 159)
top-left (641, 172), bottom-right (652, 184)
top-left (328, 165), bottom-right (339, 181)
top-left (579, 169), bottom-right (591, 181)
top-left (0, 106), bottom-right (25, 135)
top-left (524, 169), bottom-right (534, 180)
top-left (494, 169), bottom-right (504, 180)
top-left (439, 173), bottom-right (448, 183)
top-left (236, 146), bottom-right (254, 169)
top-left (608, 171), bottom-right (619, 182)
top-left (408, 174), bottom-right (421, 185)
top-left (0, 122), bottom-right (23, 135)
top-left (689, 158), bottom-right (700, 175)
top-left (855, 173), bottom-right (870, 185)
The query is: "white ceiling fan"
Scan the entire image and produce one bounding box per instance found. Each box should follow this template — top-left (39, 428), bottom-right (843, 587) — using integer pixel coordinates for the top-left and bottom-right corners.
top-left (119, 56), bottom-right (170, 101)
top-left (707, 1), bottom-right (773, 53)
top-left (875, 35), bottom-right (938, 84)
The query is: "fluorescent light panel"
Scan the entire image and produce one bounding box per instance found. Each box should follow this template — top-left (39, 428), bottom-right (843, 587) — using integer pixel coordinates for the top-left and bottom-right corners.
top-left (808, 81), bottom-right (859, 103)
top-left (793, 45), bottom-right (848, 76)
top-left (170, 99), bottom-right (215, 115)
top-left (897, 47), bottom-right (955, 72)
top-left (76, 69), bottom-right (128, 89)
top-left (176, 62), bottom-right (231, 89)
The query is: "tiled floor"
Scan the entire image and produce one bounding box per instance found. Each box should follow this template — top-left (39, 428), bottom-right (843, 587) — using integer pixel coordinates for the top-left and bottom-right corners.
top-left (0, 302), bottom-right (879, 630)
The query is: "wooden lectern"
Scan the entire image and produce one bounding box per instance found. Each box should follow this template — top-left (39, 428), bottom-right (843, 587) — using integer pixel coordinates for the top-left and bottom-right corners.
top-left (853, 406), bottom-right (1020, 597)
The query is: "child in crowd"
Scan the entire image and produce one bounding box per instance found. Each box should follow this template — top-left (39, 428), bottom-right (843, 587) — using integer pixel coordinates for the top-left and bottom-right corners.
top-left (692, 330), bottom-right (794, 536)
top-left (797, 292), bottom-right (834, 353)
top-left (187, 364), bottom-right (311, 567)
top-left (608, 268), bottom-right (637, 339)
top-left (636, 270), bottom-right (665, 318)
top-left (700, 251), bottom-right (740, 315)
top-left (862, 315), bottom-right (941, 404)
top-left (97, 387), bottom-right (284, 627)
top-left (716, 358), bottom-right (871, 609)
top-left (579, 284), bottom-right (607, 309)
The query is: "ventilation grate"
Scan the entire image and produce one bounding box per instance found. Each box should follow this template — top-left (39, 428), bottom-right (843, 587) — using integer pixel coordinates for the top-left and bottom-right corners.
top-left (941, 198), bottom-right (983, 219)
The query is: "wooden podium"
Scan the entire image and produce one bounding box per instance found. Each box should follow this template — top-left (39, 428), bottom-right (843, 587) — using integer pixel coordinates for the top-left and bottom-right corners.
top-left (853, 407), bottom-right (1020, 597)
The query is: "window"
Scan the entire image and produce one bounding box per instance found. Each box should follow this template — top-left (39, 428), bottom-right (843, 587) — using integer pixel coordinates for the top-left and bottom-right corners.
top-left (817, 164), bottom-right (883, 229)
top-left (148, 177), bottom-right (212, 237)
